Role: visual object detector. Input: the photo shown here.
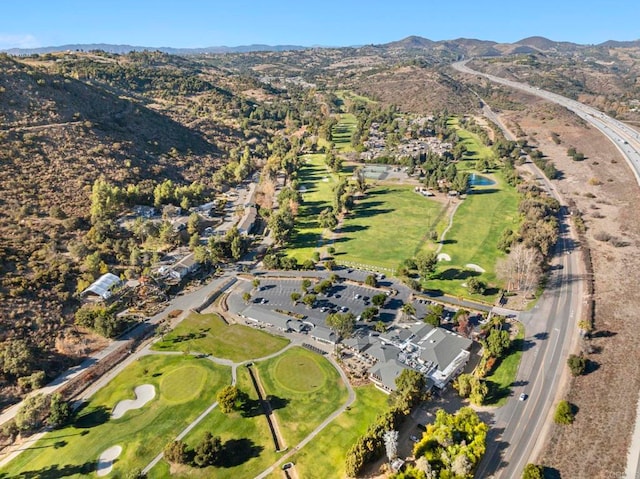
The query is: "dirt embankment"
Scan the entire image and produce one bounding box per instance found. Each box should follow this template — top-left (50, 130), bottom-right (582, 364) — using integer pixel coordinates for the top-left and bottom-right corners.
top-left (502, 94), bottom-right (640, 478)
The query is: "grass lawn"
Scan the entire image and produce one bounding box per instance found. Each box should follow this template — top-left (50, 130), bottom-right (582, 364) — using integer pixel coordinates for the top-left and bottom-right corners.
top-left (284, 384), bottom-right (388, 479)
top-left (256, 347), bottom-right (348, 447)
top-left (1, 355), bottom-right (230, 478)
top-left (427, 171), bottom-right (520, 301)
top-left (286, 154), bottom-right (341, 262)
top-left (332, 113), bottom-right (357, 152)
top-left (336, 89), bottom-right (376, 105)
top-left (334, 185), bottom-right (445, 272)
top-left (448, 117), bottom-right (496, 167)
top-left (152, 312), bottom-right (289, 362)
top-left (484, 322), bottom-right (525, 406)
top-left (147, 367), bottom-right (281, 479)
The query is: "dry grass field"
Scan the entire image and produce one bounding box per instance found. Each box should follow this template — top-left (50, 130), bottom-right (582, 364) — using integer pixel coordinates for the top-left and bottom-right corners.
top-left (497, 92), bottom-right (640, 478)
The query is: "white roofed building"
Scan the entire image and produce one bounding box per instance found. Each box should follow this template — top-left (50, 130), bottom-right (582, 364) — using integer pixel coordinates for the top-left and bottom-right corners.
top-left (81, 273), bottom-right (122, 300)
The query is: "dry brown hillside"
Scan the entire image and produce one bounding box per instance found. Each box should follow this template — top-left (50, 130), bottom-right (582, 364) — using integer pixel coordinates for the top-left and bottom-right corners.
top-left (352, 65), bottom-right (477, 115)
top-left (0, 53), bottom-right (249, 405)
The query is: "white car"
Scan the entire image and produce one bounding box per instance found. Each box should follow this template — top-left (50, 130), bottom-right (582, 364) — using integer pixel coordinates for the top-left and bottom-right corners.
top-left (519, 393), bottom-right (527, 401)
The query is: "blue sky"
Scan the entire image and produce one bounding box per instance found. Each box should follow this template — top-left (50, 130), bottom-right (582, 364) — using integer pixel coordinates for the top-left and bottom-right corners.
top-left (1, 0), bottom-right (638, 49)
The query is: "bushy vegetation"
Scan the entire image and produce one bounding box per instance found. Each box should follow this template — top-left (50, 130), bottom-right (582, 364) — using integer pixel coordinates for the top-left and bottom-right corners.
top-left (345, 370), bottom-right (426, 476)
top-left (554, 400), bottom-right (575, 425)
top-left (393, 407), bottom-right (487, 479)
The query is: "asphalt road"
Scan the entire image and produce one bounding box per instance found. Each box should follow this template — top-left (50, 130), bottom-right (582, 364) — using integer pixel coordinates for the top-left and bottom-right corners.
top-left (452, 60), bottom-right (640, 187)
top-left (451, 62), bottom-right (592, 478)
top-left (454, 60), bottom-right (640, 478)
top-left (475, 212), bottom-right (581, 478)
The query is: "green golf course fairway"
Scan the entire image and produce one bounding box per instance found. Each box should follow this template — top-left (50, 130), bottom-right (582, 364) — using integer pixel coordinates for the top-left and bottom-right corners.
top-left (0, 355), bottom-right (231, 478)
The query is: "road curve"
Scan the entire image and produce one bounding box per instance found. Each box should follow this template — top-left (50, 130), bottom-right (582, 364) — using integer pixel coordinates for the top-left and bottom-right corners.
top-left (452, 60), bottom-right (640, 187)
top-left (453, 61), bottom-right (589, 478)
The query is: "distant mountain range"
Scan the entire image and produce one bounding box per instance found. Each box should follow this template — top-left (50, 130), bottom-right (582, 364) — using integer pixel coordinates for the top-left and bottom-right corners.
top-left (3, 35), bottom-right (640, 56)
top-left (1, 43), bottom-right (311, 55)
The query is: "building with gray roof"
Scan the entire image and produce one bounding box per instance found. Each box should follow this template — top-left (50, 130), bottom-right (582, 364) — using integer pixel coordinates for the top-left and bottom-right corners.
top-left (311, 326), bottom-right (338, 345)
top-left (369, 359), bottom-right (413, 393)
top-left (413, 327), bottom-right (472, 388)
top-left (241, 305), bottom-right (295, 331)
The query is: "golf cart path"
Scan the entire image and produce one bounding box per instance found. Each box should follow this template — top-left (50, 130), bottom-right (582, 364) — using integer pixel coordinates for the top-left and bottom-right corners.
top-left (436, 199), bottom-right (463, 253)
top-left (254, 353), bottom-right (356, 479)
top-left (142, 341), bottom-right (299, 474)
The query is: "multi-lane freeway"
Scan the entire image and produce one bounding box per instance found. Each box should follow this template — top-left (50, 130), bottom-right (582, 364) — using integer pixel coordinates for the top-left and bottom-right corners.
top-left (453, 60), bottom-right (640, 186)
top-left (452, 60), bottom-right (640, 479)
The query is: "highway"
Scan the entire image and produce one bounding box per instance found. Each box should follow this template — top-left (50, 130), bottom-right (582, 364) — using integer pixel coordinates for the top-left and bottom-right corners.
top-left (453, 61), bottom-right (585, 478)
top-left (452, 60), bottom-right (640, 186)
top-left (452, 60), bottom-right (640, 479)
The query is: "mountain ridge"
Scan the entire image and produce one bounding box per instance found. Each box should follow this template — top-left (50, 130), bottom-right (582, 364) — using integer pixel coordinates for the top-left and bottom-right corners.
top-left (6, 35), bottom-right (640, 56)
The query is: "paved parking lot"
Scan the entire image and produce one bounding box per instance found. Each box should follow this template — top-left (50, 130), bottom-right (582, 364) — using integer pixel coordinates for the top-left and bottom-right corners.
top-left (228, 276), bottom-right (402, 329)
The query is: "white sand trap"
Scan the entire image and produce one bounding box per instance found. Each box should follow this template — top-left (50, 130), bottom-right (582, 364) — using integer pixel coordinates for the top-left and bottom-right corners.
top-left (465, 263), bottom-right (486, 273)
top-left (111, 384), bottom-right (156, 419)
top-left (96, 445), bottom-right (122, 476)
top-left (437, 253), bottom-right (451, 261)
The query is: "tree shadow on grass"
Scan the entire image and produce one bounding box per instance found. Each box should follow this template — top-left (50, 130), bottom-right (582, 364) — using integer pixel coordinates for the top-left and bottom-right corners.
top-left (241, 396), bottom-right (289, 418)
top-left (74, 405), bottom-right (110, 429)
top-left (164, 331), bottom-right (206, 344)
top-left (483, 379), bottom-right (511, 405)
top-left (510, 336), bottom-right (536, 352)
top-left (339, 224), bottom-right (369, 234)
top-left (11, 461), bottom-right (97, 478)
top-left (435, 268), bottom-right (479, 281)
top-left (219, 438), bottom-right (263, 468)
top-left (468, 188), bottom-right (499, 195)
top-left (355, 207), bottom-right (393, 218)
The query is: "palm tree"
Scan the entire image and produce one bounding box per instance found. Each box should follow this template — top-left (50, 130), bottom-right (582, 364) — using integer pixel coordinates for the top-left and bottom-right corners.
top-left (401, 303), bottom-right (416, 322)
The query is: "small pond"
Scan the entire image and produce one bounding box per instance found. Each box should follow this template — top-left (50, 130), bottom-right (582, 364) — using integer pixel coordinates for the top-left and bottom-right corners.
top-left (469, 173), bottom-right (496, 186)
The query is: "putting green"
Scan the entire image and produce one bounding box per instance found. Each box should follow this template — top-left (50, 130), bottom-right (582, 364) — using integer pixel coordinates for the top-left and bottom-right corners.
top-left (161, 364), bottom-right (207, 403)
top-left (272, 352), bottom-right (327, 393)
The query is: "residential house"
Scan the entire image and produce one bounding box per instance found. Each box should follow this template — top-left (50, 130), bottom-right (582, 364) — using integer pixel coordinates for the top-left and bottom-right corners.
top-left (132, 205), bottom-right (156, 218)
top-left (168, 253), bottom-right (200, 280)
top-left (237, 206), bottom-right (257, 236)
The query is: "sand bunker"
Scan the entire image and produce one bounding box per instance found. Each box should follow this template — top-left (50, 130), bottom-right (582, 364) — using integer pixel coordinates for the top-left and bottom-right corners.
top-left (96, 445), bottom-right (122, 476)
top-left (111, 384), bottom-right (156, 419)
top-left (465, 263), bottom-right (486, 273)
top-left (437, 253), bottom-right (451, 261)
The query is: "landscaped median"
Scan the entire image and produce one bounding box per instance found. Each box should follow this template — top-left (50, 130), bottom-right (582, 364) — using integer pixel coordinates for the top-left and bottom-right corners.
top-left (0, 354), bottom-right (231, 478)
